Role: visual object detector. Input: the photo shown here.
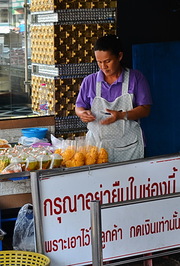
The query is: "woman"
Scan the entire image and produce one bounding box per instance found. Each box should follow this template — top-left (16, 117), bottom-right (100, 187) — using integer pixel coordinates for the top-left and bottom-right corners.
top-left (75, 35), bottom-right (152, 163)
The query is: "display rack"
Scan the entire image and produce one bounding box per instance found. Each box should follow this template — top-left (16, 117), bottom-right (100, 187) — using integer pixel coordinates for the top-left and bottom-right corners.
top-left (30, 0), bottom-right (117, 137)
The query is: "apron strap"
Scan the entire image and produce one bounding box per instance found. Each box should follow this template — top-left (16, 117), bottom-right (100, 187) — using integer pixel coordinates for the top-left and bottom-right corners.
top-left (122, 68), bottom-right (130, 95)
top-left (96, 69), bottom-right (130, 97)
top-left (96, 81), bottom-right (101, 97)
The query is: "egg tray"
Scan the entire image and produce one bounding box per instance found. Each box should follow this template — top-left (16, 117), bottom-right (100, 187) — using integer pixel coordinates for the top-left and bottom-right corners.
top-left (34, 8), bottom-right (116, 24)
top-left (31, 62), bottom-right (98, 78)
top-left (55, 116), bottom-right (87, 136)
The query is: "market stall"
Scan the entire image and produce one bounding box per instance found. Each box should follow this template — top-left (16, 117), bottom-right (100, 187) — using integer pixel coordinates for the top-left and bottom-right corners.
top-left (1, 133), bottom-right (180, 264)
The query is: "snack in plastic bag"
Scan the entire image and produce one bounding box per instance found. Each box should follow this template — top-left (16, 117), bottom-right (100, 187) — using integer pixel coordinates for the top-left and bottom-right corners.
top-left (65, 151), bottom-right (85, 168)
top-left (37, 154), bottom-right (51, 170)
top-left (13, 203), bottom-right (35, 252)
top-left (73, 152), bottom-right (85, 167)
top-left (50, 153), bottom-right (63, 168)
top-left (50, 134), bottom-right (63, 151)
top-left (97, 148), bottom-right (108, 164)
top-left (1, 162), bottom-right (22, 174)
top-left (62, 147), bottom-right (76, 161)
top-left (0, 139), bottom-right (11, 149)
top-left (0, 155), bottom-right (10, 172)
top-left (25, 155), bottom-right (38, 171)
top-left (54, 148), bottom-right (62, 155)
top-left (85, 145), bottom-right (98, 165)
top-left (61, 140), bottom-right (77, 166)
top-left (11, 155), bottom-right (26, 171)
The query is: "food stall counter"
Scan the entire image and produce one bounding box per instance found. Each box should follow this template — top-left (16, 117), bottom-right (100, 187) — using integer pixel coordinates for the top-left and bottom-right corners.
top-left (0, 172), bottom-right (32, 209)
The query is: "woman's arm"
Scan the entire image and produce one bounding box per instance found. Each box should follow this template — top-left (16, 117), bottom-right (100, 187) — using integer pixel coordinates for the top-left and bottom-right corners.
top-left (122, 104), bottom-right (151, 120)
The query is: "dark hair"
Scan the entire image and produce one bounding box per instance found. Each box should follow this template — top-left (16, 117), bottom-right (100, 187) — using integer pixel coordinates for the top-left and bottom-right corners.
top-left (94, 34), bottom-right (123, 57)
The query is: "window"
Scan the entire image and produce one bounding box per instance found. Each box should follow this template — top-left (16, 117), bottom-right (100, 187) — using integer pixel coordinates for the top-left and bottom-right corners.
top-left (0, 0), bottom-right (34, 119)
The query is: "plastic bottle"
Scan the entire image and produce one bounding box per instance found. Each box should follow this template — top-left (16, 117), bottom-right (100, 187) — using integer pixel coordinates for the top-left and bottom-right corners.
top-left (39, 83), bottom-right (49, 115)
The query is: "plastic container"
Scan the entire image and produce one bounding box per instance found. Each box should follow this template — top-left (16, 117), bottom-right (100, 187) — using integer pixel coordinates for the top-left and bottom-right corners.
top-left (39, 83), bottom-right (49, 115)
top-left (0, 250), bottom-right (50, 266)
top-left (21, 128), bottom-right (48, 139)
top-left (32, 142), bottom-right (51, 148)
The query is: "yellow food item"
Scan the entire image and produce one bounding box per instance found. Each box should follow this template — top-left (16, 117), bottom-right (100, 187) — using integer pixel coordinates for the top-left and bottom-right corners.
top-left (74, 152), bottom-right (85, 162)
top-left (65, 152), bottom-right (85, 168)
top-left (54, 148), bottom-right (62, 155)
top-left (78, 146), bottom-right (86, 156)
top-left (0, 139), bottom-right (8, 145)
top-left (61, 145), bottom-right (108, 167)
top-left (98, 148), bottom-right (108, 159)
top-left (85, 145), bottom-right (98, 165)
top-left (65, 159), bottom-right (74, 168)
top-left (96, 148), bottom-right (108, 164)
top-left (62, 148), bottom-right (76, 161)
top-left (89, 146), bottom-right (98, 159)
top-left (73, 152), bottom-right (85, 167)
top-left (85, 153), bottom-right (96, 165)
top-left (97, 157), bottom-right (108, 164)
top-left (0, 157), bottom-right (10, 172)
top-left (73, 160), bottom-right (84, 167)
top-left (0, 143), bottom-right (11, 149)
top-left (61, 160), bottom-right (66, 167)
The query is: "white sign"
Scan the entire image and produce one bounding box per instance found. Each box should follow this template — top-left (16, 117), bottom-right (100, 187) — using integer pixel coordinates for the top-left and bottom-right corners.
top-left (38, 155), bottom-right (180, 265)
top-left (101, 196), bottom-right (180, 261)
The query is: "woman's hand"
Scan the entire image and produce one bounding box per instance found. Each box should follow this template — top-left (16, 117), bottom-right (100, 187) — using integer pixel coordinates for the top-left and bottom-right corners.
top-left (100, 105), bottom-right (151, 125)
top-left (80, 110), bottom-right (96, 123)
top-left (100, 109), bottom-right (122, 125)
top-left (75, 107), bottom-right (96, 123)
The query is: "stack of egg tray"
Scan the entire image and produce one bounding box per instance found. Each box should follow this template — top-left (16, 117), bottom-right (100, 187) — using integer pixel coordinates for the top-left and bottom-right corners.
top-left (31, 75), bottom-right (86, 117)
top-left (30, 0), bottom-right (117, 13)
top-left (55, 116), bottom-right (87, 139)
top-left (30, 0), bottom-right (117, 136)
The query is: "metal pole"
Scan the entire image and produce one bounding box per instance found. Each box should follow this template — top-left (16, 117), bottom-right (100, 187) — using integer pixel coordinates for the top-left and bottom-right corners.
top-left (24, 0), bottom-right (30, 95)
top-left (30, 171), bottom-right (44, 254)
top-left (90, 200), bottom-right (103, 266)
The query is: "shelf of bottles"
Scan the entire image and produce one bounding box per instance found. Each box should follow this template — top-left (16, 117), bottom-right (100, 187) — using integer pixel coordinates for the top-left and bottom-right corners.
top-left (30, 0), bottom-right (117, 136)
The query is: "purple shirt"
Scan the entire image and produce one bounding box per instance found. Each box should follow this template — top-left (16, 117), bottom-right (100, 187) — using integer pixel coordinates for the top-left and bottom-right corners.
top-left (76, 69), bottom-right (152, 109)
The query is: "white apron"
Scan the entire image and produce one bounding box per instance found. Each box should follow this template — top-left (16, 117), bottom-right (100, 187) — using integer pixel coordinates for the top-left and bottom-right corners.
top-left (86, 69), bottom-right (144, 163)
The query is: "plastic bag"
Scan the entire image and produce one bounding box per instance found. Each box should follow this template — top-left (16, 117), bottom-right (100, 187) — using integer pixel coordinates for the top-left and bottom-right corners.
top-left (18, 136), bottom-right (48, 147)
top-left (50, 134), bottom-right (63, 151)
top-left (1, 162), bottom-right (22, 174)
top-left (13, 203), bottom-right (35, 252)
top-left (0, 228), bottom-right (6, 240)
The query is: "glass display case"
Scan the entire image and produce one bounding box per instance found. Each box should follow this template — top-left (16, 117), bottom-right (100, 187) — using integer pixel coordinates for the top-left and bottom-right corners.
top-left (0, 0), bottom-right (33, 118)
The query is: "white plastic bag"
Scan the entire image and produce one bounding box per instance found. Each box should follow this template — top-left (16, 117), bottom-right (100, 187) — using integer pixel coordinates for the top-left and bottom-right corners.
top-left (0, 228), bottom-right (6, 240)
top-left (13, 203), bottom-right (35, 252)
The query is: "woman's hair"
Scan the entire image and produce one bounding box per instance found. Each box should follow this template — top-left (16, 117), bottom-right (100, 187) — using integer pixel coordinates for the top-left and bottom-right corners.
top-left (94, 34), bottom-right (123, 57)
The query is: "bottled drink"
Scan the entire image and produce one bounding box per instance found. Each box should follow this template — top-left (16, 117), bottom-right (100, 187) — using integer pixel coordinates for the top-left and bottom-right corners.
top-left (39, 83), bottom-right (49, 115)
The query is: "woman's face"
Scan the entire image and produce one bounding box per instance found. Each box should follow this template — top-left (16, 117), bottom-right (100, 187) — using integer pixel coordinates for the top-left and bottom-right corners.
top-left (95, 50), bottom-right (123, 77)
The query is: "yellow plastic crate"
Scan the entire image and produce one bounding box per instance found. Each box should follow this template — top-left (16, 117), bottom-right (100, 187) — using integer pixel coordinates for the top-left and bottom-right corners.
top-left (0, 250), bottom-right (50, 266)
